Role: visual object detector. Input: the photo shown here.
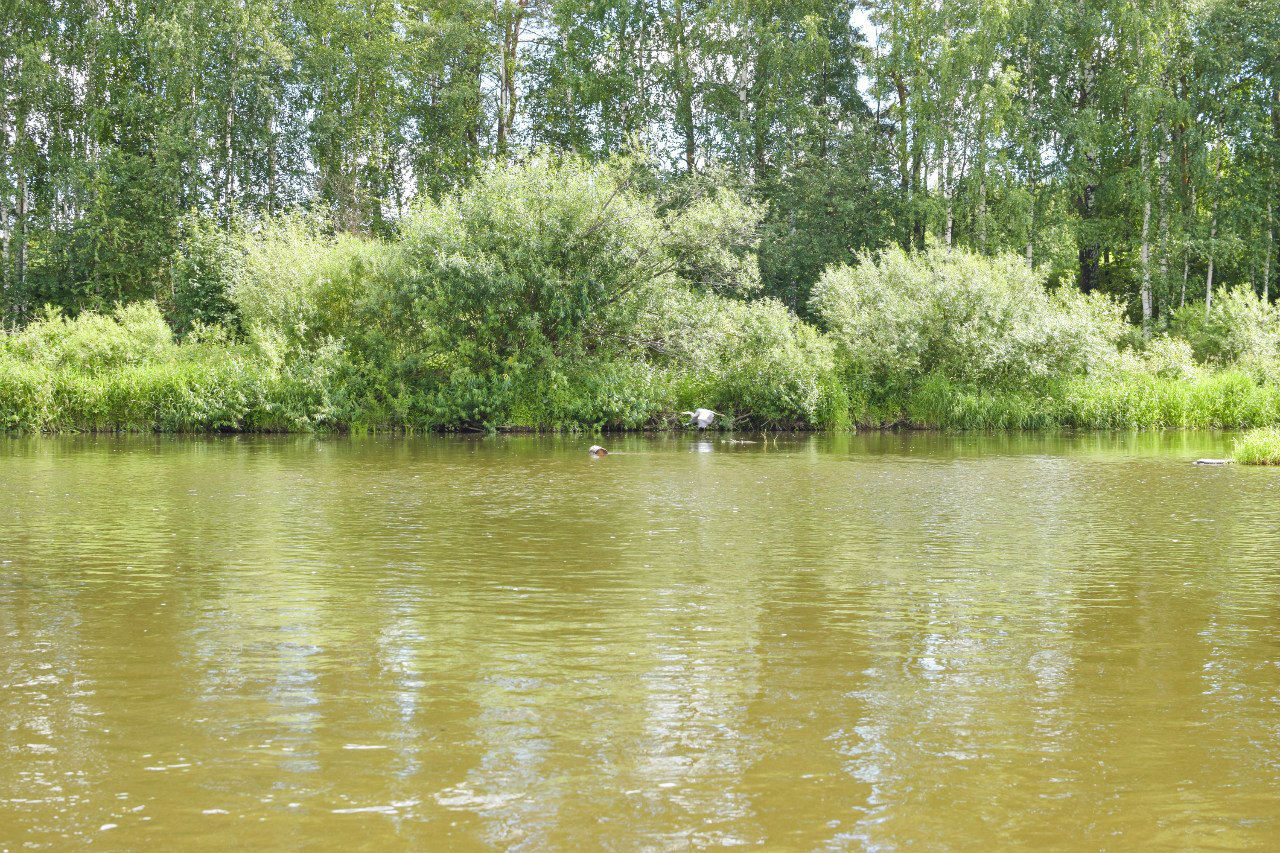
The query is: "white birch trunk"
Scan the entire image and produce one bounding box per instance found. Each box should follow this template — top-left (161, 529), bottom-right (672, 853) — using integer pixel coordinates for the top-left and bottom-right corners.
top-left (1265, 196), bottom-right (1273, 303)
top-left (1205, 211), bottom-right (1216, 312)
top-left (1139, 136), bottom-right (1152, 335)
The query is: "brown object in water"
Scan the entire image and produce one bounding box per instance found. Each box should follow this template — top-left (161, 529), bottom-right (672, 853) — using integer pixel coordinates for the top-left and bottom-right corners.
top-left (589, 445), bottom-right (608, 457)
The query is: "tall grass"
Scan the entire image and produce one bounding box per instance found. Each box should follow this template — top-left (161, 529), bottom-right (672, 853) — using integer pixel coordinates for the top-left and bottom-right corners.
top-left (1232, 428), bottom-right (1280, 465)
top-left (877, 372), bottom-right (1280, 431)
top-left (0, 304), bottom-right (334, 432)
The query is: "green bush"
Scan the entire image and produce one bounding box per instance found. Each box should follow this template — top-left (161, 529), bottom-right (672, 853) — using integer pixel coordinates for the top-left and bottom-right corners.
top-left (1137, 334), bottom-right (1200, 381)
top-left (231, 216), bottom-right (389, 353)
top-left (389, 154), bottom-right (665, 377)
top-left (637, 288), bottom-right (843, 427)
top-left (3, 302), bottom-right (175, 372)
top-left (0, 302), bottom-right (332, 432)
top-left (1170, 285), bottom-right (1280, 377)
top-left (811, 242), bottom-right (1127, 394)
top-left (170, 214), bottom-right (242, 334)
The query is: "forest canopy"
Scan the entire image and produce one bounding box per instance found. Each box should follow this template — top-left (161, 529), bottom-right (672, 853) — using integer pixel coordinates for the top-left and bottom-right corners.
top-left (3, 0), bottom-right (1279, 325)
top-left (2, 0), bottom-right (1280, 433)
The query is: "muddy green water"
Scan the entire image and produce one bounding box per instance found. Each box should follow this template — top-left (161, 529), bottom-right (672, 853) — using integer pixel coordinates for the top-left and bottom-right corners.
top-left (2, 433), bottom-right (1279, 852)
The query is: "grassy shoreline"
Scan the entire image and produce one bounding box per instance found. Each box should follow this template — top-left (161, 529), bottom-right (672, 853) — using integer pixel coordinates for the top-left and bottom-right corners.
top-left (7, 160), bottom-right (1280, 437)
top-left (5, 364), bottom-right (1280, 435)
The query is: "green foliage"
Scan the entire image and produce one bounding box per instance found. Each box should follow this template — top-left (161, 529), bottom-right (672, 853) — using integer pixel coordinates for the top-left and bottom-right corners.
top-left (1170, 286), bottom-right (1280, 376)
top-left (0, 302), bottom-right (332, 432)
top-left (639, 287), bottom-right (844, 428)
top-left (888, 371), bottom-right (1280, 431)
top-left (4, 303), bottom-right (176, 372)
top-left (3, 0), bottom-right (1278, 328)
top-left (392, 154), bottom-right (665, 375)
top-left (231, 217), bottom-right (389, 351)
top-left (656, 173), bottom-right (765, 298)
top-left (1233, 427), bottom-right (1280, 465)
top-left (7, 152), bottom-right (1280, 437)
top-left (1137, 335), bottom-right (1201, 381)
top-left (170, 215), bottom-right (242, 333)
top-left (812, 243), bottom-right (1128, 394)
top-left (757, 143), bottom-right (901, 313)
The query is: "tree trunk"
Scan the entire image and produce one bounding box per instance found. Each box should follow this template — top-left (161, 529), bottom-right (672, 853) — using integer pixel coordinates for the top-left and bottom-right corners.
top-left (893, 71), bottom-right (910, 249)
top-left (1272, 85), bottom-right (1280, 300)
top-left (1025, 172), bottom-right (1036, 265)
top-left (1157, 146), bottom-right (1171, 316)
top-left (187, 81), bottom-right (198, 210)
top-left (750, 24), bottom-right (769, 181)
top-left (1266, 196), bottom-right (1274, 303)
top-left (1077, 182), bottom-right (1099, 293)
top-left (1182, 182), bottom-right (1195, 308)
top-left (1, 187), bottom-right (7, 327)
top-left (672, 0), bottom-right (695, 172)
top-left (505, 3), bottom-right (524, 147)
top-left (944, 140), bottom-right (954, 247)
top-left (1139, 136), bottom-right (1152, 336)
top-left (496, 1), bottom-right (526, 154)
top-left (14, 111), bottom-right (26, 311)
top-left (910, 139), bottom-right (924, 249)
top-left (975, 106), bottom-right (988, 252)
top-left (1023, 48), bottom-right (1037, 267)
top-left (1205, 210), bottom-right (1216, 312)
top-left (267, 111), bottom-right (277, 216)
top-left (0, 91), bottom-right (8, 323)
top-left (224, 46), bottom-right (237, 212)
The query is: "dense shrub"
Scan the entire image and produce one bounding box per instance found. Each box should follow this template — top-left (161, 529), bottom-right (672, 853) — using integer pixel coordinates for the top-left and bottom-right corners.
top-left (0, 302), bottom-right (332, 432)
top-left (1137, 335), bottom-right (1200, 381)
top-left (811, 243), bottom-right (1127, 393)
top-left (230, 217), bottom-right (388, 353)
top-left (316, 153), bottom-right (810, 430)
top-left (170, 214), bottom-right (242, 333)
top-left (386, 154), bottom-right (765, 373)
top-left (3, 302), bottom-right (175, 372)
top-left (388, 155), bottom-right (665, 376)
top-left (1170, 286), bottom-right (1280, 377)
top-left (658, 182), bottom-right (764, 298)
top-left (638, 287), bottom-right (844, 427)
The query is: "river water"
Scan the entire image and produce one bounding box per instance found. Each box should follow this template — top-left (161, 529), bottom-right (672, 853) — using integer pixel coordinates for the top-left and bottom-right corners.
top-left (2, 433), bottom-right (1279, 851)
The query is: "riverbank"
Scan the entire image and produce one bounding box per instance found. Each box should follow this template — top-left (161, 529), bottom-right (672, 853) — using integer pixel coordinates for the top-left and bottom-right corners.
top-left (4, 341), bottom-right (1279, 434)
top-left (5, 157), bottom-right (1280, 435)
top-left (5, 305), bottom-right (1280, 434)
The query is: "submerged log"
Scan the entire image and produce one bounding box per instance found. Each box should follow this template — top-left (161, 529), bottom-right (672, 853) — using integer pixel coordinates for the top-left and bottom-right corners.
top-left (1194, 458), bottom-right (1233, 466)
